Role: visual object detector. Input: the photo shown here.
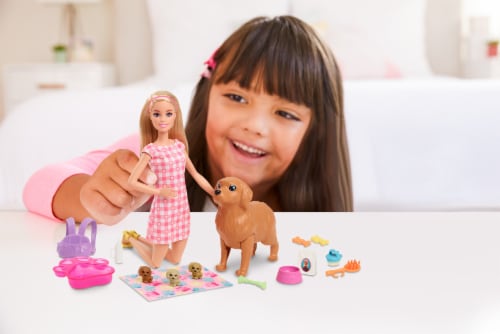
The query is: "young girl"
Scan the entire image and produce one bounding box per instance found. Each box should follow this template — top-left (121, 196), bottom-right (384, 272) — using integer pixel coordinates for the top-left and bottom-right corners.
top-left (23, 15), bottom-right (353, 225)
top-left (123, 91), bottom-right (213, 267)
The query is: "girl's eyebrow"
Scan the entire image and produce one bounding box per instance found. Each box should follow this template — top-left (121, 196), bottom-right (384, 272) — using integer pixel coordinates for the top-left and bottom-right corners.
top-left (278, 98), bottom-right (310, 110)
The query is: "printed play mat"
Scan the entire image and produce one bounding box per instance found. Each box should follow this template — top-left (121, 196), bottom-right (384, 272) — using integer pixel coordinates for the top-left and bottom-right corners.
top-left (120, 265), bottom-right (233, 302)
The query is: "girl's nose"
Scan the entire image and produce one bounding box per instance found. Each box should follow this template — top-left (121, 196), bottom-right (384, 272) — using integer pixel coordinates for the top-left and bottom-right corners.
top-left (240, 110), bottom-right (269, 137)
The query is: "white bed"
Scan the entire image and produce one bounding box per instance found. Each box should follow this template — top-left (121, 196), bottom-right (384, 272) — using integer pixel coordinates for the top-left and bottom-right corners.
top-left (1, 0), bottom-right (500, 211)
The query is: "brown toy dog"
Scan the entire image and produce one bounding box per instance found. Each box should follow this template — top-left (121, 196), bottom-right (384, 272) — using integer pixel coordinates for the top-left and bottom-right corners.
top-left (138, 266), bottom-right (153, 283)
top-left (213, 176), bottom-right (279, 276)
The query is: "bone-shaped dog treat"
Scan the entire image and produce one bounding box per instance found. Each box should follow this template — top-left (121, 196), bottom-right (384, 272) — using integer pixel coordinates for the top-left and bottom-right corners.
top-left (292, 236), bottom-right (311, 247)
top-left (237, 276), bottom-right (267, 290)
top-left (310, 234), bottom-right (329, 246)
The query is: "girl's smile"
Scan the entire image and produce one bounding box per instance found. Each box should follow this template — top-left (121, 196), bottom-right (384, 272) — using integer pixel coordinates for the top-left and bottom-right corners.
top-left (205, 80), bottom-right (312, 196)
top-left (231, 139), bottom-right (267, 159)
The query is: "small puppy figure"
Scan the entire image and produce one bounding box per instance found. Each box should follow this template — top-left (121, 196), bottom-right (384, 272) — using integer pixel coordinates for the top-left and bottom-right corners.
top-left (188, 262), bottom-right (203, 279)
top-left (165, 268), bottom-right (181, 287)
top-left (213, 176), bottom-right (279, 277)
top-left (138, 266), bottom-right (153, 283)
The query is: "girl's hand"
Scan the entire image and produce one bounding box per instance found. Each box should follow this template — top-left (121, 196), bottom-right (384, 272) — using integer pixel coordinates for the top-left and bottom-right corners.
top-left (159, 187), bottom-right (177, 199)
top-left (77, 149), bottom-right (157, 225)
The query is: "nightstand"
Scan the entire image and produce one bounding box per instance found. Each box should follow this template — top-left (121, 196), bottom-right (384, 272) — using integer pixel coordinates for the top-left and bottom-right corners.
top-left (462, 58), bottom-right (500, 78)
top-left (2, 62), bottom-right (116, 114)
top-left (461, 22), bottom-right (500, 79)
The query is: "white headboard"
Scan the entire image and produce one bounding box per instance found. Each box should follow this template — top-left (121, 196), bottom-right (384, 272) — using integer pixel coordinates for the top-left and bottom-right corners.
top-left (112, 0), bottom-right (461, 85)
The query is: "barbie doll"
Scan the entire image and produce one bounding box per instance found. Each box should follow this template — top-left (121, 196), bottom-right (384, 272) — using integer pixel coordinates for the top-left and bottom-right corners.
top-left (123, 91), bottom-right (213, 268)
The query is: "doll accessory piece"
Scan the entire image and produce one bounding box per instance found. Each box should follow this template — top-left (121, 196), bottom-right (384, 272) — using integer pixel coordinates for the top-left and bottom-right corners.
top-left (138, 266), bottom-right (153, 283)
top-left (148, 94), bottom-right (172, 110)
top-left (325, 249), bottom-right (343, 267)
top-left (57, 217), bottom-right (97, 258)
top-left (298, 249), bottom-right (317, 276)
top-left (120, 265), bottom-right (233, 302)
top-left (122, 230), bottom-right (140, 248)
top-left (325, 260), bottom-right (361, 279)
top-left (188, 262), bottom-right (203, 279)
top-left (292, 236), bottom-right (311, 247)
top-left (276, 266), bottom-right (302, 285)
top-left (310, 234), bottom-right (329, 246)
top-left (201, 49), bottom-right (217, 78)
top-left (53, 257), bottom-right (115, 289)
top-left (237, 276), bottom-right (267, 290)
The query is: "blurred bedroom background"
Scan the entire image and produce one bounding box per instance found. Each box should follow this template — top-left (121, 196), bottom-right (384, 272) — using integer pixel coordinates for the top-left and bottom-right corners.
top-left (1, 0), bottom-right (499, 212)
top-left (0, 0), bottom-right (499, 121)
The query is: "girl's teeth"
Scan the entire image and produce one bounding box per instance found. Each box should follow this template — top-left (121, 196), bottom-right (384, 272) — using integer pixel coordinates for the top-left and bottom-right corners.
top-left (233, 141), bottom-right (265, 155)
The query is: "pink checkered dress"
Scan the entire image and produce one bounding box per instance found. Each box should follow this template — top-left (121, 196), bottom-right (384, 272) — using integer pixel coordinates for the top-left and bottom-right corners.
top-left (143, 140), bottom-right (190, 245)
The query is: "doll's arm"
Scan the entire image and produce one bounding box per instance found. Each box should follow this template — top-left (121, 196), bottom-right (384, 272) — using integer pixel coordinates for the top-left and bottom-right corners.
top-left (185, 155), bottom-right (214, 196)
top-left (127, 153), bottom-right (176, 199)
top-left (127, 153), bottom-right (160, 196)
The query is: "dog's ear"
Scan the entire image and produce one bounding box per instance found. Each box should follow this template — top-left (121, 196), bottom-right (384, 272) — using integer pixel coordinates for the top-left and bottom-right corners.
top-left (240, 182), bottom-right (253, 209)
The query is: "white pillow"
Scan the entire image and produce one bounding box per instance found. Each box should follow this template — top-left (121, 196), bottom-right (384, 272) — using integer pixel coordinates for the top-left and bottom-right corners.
top-left (147, 0), bottom-right (289, 88)
top-left (290, 0), bottom-right (433, 79)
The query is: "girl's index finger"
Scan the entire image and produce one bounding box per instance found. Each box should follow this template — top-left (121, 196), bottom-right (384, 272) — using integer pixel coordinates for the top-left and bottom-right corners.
top-left (114, 150), bottom-right (157, 185)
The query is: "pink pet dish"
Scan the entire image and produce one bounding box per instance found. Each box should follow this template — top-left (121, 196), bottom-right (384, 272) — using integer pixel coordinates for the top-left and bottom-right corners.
top-left (53, 257), bottom-right (115, 289)
top-left (276, 266), bottom-right (302, 285)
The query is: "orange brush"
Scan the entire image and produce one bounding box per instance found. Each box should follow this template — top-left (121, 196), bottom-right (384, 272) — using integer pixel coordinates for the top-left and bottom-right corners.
top-left (325, 260), bottom-right (361, 278)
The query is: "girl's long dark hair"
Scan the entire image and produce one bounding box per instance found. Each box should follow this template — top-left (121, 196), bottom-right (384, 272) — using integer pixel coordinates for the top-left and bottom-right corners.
top-left (185, 16), bottom-right (353, 212)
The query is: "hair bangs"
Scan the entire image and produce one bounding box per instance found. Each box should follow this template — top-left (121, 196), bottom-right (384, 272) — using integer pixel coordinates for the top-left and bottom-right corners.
top-left (215, 17), bottom-right (318, 109)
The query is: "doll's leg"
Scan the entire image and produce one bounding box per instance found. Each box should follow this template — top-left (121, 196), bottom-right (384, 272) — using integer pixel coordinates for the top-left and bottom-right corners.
top-left (151, 244), bottom-right (170, 268)
top-left (122, 230), bottom-right (153, 248)
top-left (137, 235), bottom-right (153, 246)
top-left (165, 239), bottom-right (188, 265)
top-left (128, 238), bottom-right (157, 268)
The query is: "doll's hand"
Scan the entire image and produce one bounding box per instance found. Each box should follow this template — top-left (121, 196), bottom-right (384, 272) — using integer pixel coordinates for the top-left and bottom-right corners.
top-left (80, 149), bottom-right (157, 225)
top-left (159, 187), bottom-right (177, 199)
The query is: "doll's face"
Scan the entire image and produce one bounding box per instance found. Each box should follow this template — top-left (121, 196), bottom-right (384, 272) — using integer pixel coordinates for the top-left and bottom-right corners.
top-left (206, 81), bottom-right (311, 193)
top-left (149, 100), bottom-right (177, 134)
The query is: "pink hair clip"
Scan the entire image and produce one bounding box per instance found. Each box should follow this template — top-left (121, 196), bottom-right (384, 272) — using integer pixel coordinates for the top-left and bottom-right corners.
top-left (202, 49), bottom-right (218, 79)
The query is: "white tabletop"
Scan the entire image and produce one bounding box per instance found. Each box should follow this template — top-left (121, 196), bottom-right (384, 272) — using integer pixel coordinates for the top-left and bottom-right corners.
top-left (0, 211), bottom-right (499, 334)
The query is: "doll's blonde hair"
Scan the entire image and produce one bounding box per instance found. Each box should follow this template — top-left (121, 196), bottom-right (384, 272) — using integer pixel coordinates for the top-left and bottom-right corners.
top-left (139, 90), bottom-right (188, 152)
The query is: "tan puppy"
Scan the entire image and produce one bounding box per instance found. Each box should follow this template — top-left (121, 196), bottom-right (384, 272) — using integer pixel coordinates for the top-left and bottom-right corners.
top-left (165, 268), bottom-right (181, 287)
top-left (213, 176), bottom-right (279, 276)
top-left (188, 262), bottom-right (203, 279)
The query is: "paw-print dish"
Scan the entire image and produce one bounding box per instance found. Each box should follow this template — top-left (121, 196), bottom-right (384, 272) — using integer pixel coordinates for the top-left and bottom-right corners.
top-left (53, 257), bottom-right (115, 289)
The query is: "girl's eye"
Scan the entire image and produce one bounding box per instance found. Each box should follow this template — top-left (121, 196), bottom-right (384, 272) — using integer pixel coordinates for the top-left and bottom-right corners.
top-left (166, 112), bottom-right (174, 117)
top-left (276, 110), bottom-right (300, 121)
top-left (225, 93), bottom-right (247, 104)
top-left (152, 112), bottom-right (160, 117)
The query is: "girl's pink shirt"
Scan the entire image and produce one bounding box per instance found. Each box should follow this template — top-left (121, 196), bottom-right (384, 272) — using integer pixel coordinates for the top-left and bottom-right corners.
top-left (22, 134), bottom-right (140, 221)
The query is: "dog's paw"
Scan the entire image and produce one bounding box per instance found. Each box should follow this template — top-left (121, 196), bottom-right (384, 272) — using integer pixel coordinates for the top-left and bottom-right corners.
top-left (235, 269), bottom-right (247, 277)
top-left (215, 264), bottom-right (227, 272)
top-left (268, 255), bottom-right (278, 262)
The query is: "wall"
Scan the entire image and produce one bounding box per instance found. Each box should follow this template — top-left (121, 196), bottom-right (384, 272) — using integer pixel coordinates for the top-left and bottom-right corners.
top-left (113, 0), bottom-right (153, 85)
top-left (0, 0), bottom-right (114, 121)
top-left (0, 0), bottom-right (475, 121)
top-left (426, 0), bottom-right (462, 76)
